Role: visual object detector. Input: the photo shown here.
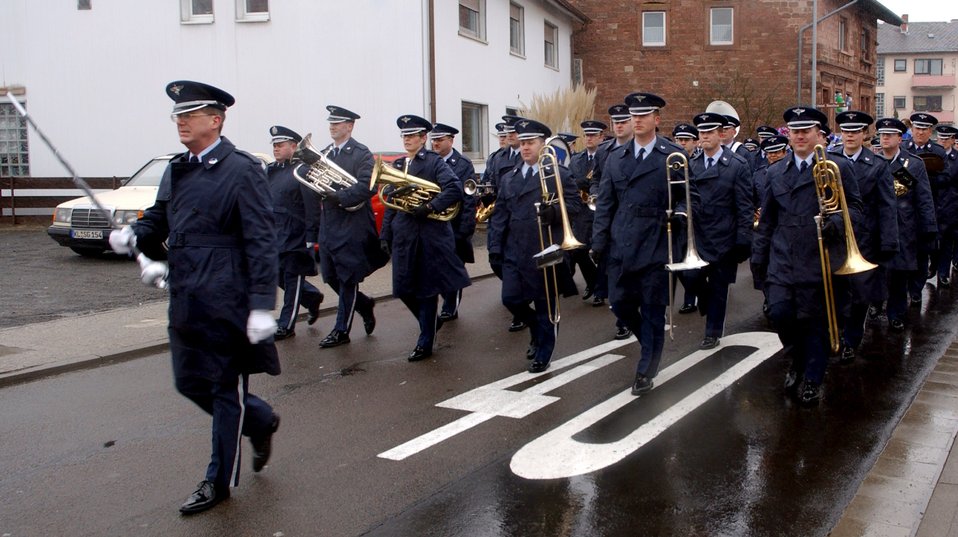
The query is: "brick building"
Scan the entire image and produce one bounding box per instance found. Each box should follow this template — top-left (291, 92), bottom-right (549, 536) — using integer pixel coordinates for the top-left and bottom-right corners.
top-left (568, 0), bottom-right (902, 136)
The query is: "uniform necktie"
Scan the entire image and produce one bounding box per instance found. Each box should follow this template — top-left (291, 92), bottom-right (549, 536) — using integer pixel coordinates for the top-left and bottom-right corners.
top-left (333, 147), bottom-right (340, 158)
top-left (800, 161), bottom-right (808, 173)
top-left (636, 148), bottom-right (646, 162)
top-left (707, 157), bottom-right (714, 169)
top-left (189, 155), bottom-right (199, 164)
top-left (525, 167), bottom-right (533, 181)
top-left (588, 154), bottom-right (594, 163)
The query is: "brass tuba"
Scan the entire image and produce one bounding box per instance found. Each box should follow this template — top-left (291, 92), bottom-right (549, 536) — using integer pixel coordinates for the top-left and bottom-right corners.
top-left (812, 144), bottom-right (877, 354)
top-left (533, 136), bottom-right (585, 325)
top-left (292, 133), bottom-right (364, 211)
top-left (369, 156), bottom-right (460, 222)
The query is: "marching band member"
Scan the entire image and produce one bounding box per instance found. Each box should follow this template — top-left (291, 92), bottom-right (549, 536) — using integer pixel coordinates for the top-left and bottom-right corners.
top-left (568, 120), bottom-right (604, 307)
top-left (754, 125), bottom-right (779, 170)
top-left (752, 106), bottom-right (862, 407)
top-left (903, 113), bottom-right (950, 300)
top-left (829, 111), bottom-right (899, 363)
top-left (685, 111), bottom-right (754, 349)
top-left (938, 125), bottom-right (958, 280)
top-left (591, 92), bottom-right (683, 396)
top-left (430, 122), bottom-right (478, 322)
top-left (112, 80), bottom-right (281, 513)
top-left (266, 126), bottom-right (323, 340)
top-left (719, 114), bottom-right (755, 170)
top-left (751, 134), bottom-right (790, 299)
top-left (380, 115), bottom-right (471, 361)
top-left (312, 106), bottom-right (382, 349)
top-left (671, 122), bottom-right (701, 315)
top-left (875, 117), bottom-right (937, 332)
top-left (487, 119), bottom-right (582, 373)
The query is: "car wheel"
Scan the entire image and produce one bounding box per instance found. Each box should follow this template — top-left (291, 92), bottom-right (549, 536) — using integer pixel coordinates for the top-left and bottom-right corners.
top-left (70, 246), bottom-right (105, 257)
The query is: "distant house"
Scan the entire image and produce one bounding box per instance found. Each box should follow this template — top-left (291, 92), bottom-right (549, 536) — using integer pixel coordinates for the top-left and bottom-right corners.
top-left (567, 0), bottom-right (902, 135)
top-left (877, 15), bottom-right (958, 125)
top-left (0, 0), bottom-right (586, 197)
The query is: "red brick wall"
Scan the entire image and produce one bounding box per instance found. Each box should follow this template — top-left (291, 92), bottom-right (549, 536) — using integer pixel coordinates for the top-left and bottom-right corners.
top-left (569, 0), bottom-right (879, 136)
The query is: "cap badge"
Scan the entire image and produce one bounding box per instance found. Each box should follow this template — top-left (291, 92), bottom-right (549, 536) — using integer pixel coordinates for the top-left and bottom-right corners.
top-left (847, 113), bottom-right (856, 120)
top-left (793, 108), bottom-right (806, 115)
top-left (518, 121), bottom-right (529, 128)
top-left (169, 84), bottom-right (183, 96)
top-left (270, 127), bottom-right (278, 135)
top-left (401, 116), bottom-right (411, 124)
top-left (634, 95), bottom-right (645, 102)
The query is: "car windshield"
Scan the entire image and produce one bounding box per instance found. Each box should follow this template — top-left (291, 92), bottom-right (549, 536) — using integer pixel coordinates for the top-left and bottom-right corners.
top-left (124, 158), bottom-right (170, 187)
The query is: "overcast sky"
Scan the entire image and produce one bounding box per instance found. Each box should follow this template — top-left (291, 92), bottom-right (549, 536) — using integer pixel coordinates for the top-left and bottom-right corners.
top-left (876, 0), bottom-right (958, 22)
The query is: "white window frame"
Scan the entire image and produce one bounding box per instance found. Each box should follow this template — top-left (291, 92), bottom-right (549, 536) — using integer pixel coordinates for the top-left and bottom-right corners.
top-left (876, 57), bottom-right (885, 85)
top-left (875, 92), bottom-right (885, 118)
top-left (709, 7), bottom-right (733, 46)
top-left (459, 0), bottom-right (486, 42)
top-left (510, 3), bottom-right (525, 57)
top-left (236, 0), bottom-right (269, 22)
top-left (461, 101), bottom-right (488, 162)
top-left (893, 96), bottom-right (906, 109)
top-left (544, 21), bottom-right (558, 69)
top-left (180, 0), bottom-right (214, 24)
top-left (839, 18), bottom-right (848, 52)
top-left (642, 11), bottom-right (666, 47)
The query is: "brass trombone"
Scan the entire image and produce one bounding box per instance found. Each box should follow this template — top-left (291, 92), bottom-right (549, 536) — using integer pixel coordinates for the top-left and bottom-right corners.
top-left (812, 144), bottom-right (877, 354)
top-left (534, 136), bottom-right (585, 325)
top-left (664, 152), bottom-right (709, 340)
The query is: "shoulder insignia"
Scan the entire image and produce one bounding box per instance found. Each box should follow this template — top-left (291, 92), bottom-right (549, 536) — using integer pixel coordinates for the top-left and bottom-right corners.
top-left (208, 158), bottom-right (218, 165)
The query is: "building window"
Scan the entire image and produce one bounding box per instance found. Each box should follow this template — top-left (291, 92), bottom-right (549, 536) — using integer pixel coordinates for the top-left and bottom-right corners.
top-left (459, 0), bottom-right (486, 41)
top-left (710, 7), bottom-right (733, 45)
top-left (894, 59), bottom-right (906, 72)
top-left (544, 21), bottom-right (558, 69)
top-left (860, 28), bottom-right (872, 61)
top-left (875, 93), bottom-right (884, 117)
top-left (915, 59), bottom-right (943, 76)
top-left (461, 102), bottom-right (488, 162)
top-left (236, 0), bottom-right (269, 22)
top-left (839, 17), bottom-right (848, 52)
top-left (509, 3), bottom-right (525, 57)
top-left (0, 102), bottom-right (29, 177)
top-left (180, 0), bottom-right (213, 23)
top-left (505, 106), bottom-right (520, 117)
top-left (77, 0), bottom-right (92, 9)
top-left (893, 96), bottom-right (906, 109)
top-left (914, 95), bottom-right (943, 112)
top-left (642, 11), bottom-right (666, 47)
top-left (877, 57), bottom-right (885, 85)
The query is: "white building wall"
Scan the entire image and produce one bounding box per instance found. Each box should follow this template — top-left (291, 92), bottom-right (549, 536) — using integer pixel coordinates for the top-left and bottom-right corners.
top-left (0, 0), bottom-right (576, 178)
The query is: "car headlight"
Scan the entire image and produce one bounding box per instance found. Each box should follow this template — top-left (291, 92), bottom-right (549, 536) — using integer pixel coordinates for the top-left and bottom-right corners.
top-left (53, 207), bottom-right (72, 224)
top-left (112, 210), bottom-right (143, 226)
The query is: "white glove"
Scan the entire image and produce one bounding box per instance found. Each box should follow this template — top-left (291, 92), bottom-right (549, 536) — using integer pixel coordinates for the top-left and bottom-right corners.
top-left (247, 309), bottom-right (277, 344)
top-left (137, 255), bottom-right (168, 289)
top-left (109, 226), bottom-right (136, 255)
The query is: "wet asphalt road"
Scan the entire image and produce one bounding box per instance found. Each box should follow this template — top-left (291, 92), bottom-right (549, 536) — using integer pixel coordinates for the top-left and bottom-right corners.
top-left (1, 264), bottom-right (956, 536)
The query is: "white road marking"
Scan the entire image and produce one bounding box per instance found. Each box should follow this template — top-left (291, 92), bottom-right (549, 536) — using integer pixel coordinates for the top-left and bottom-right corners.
top-left (377, 338), bottom-right (636, 461)
top-left (509, 331), bottom-right (783, 479)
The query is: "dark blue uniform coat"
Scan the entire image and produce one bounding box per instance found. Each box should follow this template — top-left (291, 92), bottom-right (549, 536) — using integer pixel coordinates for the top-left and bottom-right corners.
top-left (445, 148), bottom-right (478, 263)
top-left (380, 149), bottom-right (471, 298)
top-left (310, 138), bottom-right (382, 285)
top-left (905, 141), bottom-right (956, 232)
top-left (487, 163), bottom-right (583, 302)
top-left (134, 138), bottom-right (279, 382)
top-left (885, 151), bottom-right (938, 271)
top-left (267, 161), bottom-right (318, 277)
top-left (592, 137), bottom-right (686, 305)
top-left (686, 149), bottom-right (754, 267)
top-left (570, 149), bottom-right (599, 246)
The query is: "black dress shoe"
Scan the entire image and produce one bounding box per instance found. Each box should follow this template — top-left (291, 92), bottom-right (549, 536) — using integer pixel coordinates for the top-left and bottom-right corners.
top-left (528, 360), bottom-right (550, 373)
top-left (784, 371), bottom-right (800, 398)
top-left (631, 374), bottom-right (653, 396)
top-left (251, 414), bottom-right (280, 472)
top-left (179, 480), bottom-right (228, 515)
top-left (362, 302), bottom-right (376, 335)
top-left (526, 341), bottom-right (538, 360)
top-left (889, 318), bottom-right (905, 332)
top-left (700, 336), bottom-right (720, 350)
top-left (592, 296), bottom-right (606, 307)
top-left (408, 346), bottom-right (433, 362)
top-left (319, 330), bottom-right (350, 348)
top-left (439, 311), bottom-right (458, 322)
top-left (614, 327), bottom-right (633, 340)
top-left (799, 381), bottom-right (822, 407)
top-left (274, 327), bottom-right (295, 340)
top-left (508, 320), bottom-right (527, 332)
top-left (839, 345), bottom-right (855, 364)
top-left (940, 276), bottom-right (951, 287)
top-left (678, 304), bottom-right (697, 314)
top-left (582, 287), bottom-right (594, 300)
top-left (307, 305), bottom-right (320, 326)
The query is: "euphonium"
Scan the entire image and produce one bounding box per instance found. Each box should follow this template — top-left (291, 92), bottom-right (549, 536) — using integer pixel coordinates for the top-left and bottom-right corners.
top-left (369, 156), bottom-right (460, 222)
top-left (534, 136), bottom-right (585, 325)
top-left (464, 178), bottom-right (496, 223)
top-left (812, 144), bottom-right (877, 354)
top-left (293, 133), bottom-right (361, 201)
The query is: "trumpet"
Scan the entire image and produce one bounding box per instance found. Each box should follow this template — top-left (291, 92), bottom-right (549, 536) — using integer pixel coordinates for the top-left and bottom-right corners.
top-left (534, 136), bottom-right (585, 325)
top-left (369, 156), bottom-right (460, 222)
top-left (812, 144), bottom-right (877, 354)
top-left (292, 133), bottom-right (364, 211)
top-left (464, 178), bottom-right (497, 223)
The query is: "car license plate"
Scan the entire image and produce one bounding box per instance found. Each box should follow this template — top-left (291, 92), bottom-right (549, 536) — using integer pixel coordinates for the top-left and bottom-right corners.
top-left (71, 230), bottom-right (103, 240)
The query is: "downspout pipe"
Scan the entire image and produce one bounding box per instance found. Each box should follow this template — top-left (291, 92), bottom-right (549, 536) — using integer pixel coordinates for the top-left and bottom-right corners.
top-left (423, 0), bottom-right (437, 121)
top-left (797, 0), bottom-right (860, 104)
